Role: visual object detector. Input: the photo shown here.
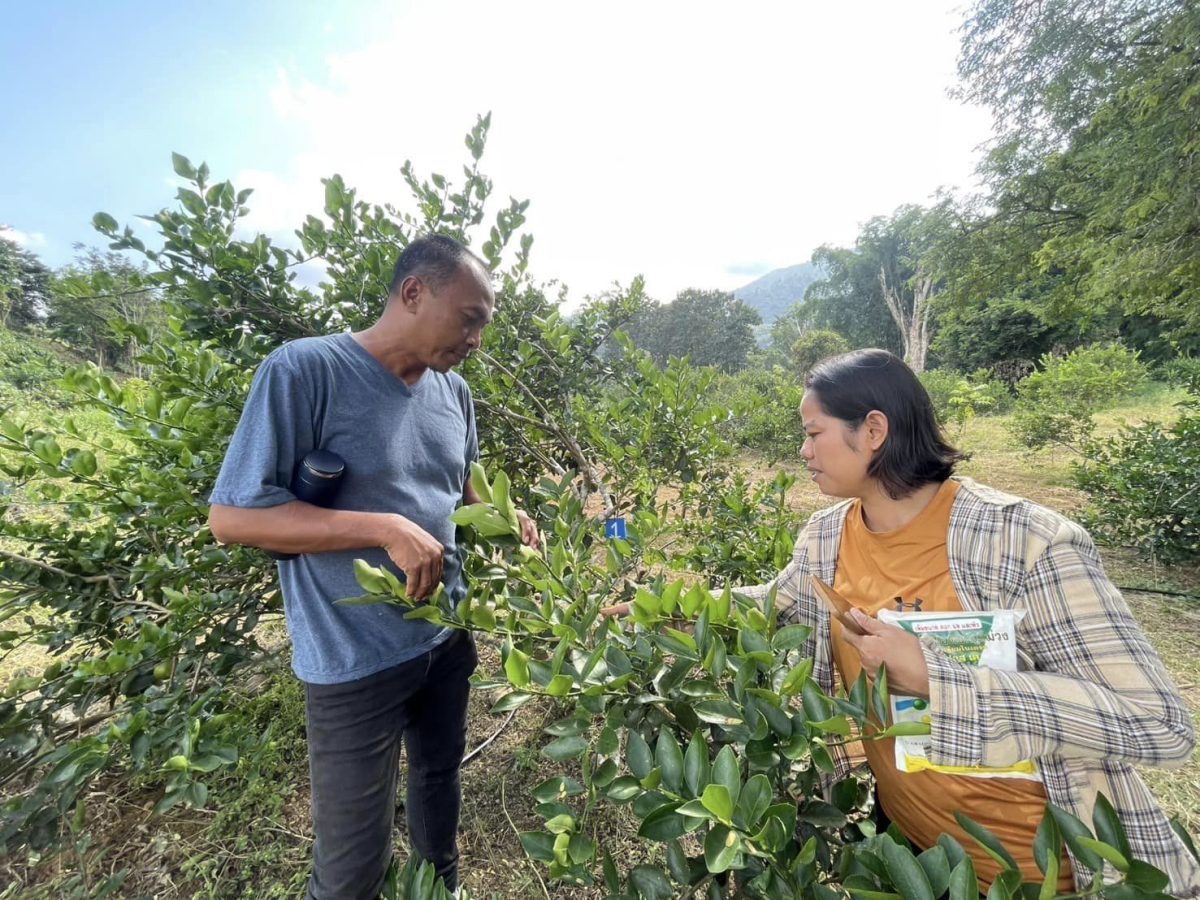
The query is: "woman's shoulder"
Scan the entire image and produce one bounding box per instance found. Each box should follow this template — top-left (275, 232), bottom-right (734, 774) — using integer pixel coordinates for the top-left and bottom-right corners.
top-left (950, 476), bottom-right (1089, 565)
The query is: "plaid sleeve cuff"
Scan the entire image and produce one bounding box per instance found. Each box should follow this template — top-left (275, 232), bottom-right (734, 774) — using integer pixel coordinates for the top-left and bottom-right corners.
top-left (921, 637), bottom-right (984, 768)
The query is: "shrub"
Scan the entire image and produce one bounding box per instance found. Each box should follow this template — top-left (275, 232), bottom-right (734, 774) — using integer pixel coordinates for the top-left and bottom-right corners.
top-left (0, 326), bottom-right (68, 397)
top-left (712, 367), bottom-right (805, 459)
top-left (1159, 356), bottom-right (1200, 390)
top-left (1013, 344), bottom-right (1148, 449)
top-left (918, 368), bottom-right (1011, 429)
top-left (1075, 384), bottom-right (1200, 562)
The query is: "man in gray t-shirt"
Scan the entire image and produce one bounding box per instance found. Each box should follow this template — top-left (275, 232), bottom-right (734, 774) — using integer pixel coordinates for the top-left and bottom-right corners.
top-left (208, 235), bottom-right (538, 899)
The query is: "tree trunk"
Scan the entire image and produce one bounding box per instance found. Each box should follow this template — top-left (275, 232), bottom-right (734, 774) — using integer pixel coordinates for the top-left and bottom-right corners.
top-left (878, 267), bottom-right (933, 374)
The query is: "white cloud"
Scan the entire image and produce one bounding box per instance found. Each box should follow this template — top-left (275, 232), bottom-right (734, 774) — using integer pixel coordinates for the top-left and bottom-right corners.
top-left (246, 0), bottom-right (994, 303)
top-left (0, 226), bottom-right (47, 248)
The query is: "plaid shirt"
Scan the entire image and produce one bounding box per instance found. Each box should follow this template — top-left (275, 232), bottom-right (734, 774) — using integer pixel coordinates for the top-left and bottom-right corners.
top-left (737, 477), bottom-right (1199, 896)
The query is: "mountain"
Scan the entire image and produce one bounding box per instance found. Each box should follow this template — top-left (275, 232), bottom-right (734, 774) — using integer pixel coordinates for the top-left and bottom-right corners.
top-left (733, 261), bottom-right (824, 327)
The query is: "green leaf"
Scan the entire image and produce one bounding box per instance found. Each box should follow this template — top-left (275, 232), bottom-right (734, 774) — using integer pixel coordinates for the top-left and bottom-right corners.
top-left (947, 857), bottom-right (979, 900)
top-left (504, 647), bottom-right (530, 687)
top-left (1092, 793), bottom-right (1133, 863)
top-left (1123, 860), bottom-right (1170, 893)
top-left (684, 730), bottom-right (710, 798)
top-left (1032, 807), bottom-right (1061, 876)
top-left (603, 850), bottom-right (620, 892)
top-left (693, 701), bottom-right (743, 726)
top-left (703, 824), bottom-right (741, 874)
top-left (92, 212), bottom-right (118, 233)
top-left (736, 774), bottom-right (772, 832)
top-left (638, 804), bottom-right (687, 842)
top-left (700, 784), bottom-right (734, 822)
top-left (780, 659), bottom-right (813, 695)
top-left (1170, 818), bottom-right (1200, 864)
top-left (403, 605), bottom-right (443, 623)
top-left (1046, 805), bottom-right (1105, 873)
top-left (353, 559), bottom-right (391, 595)
top-left (802, 678), bottom-right (832, 721)
top-left (567, 833), bottom-right (594, 865)
top-left (606, 776), bottom-right (642, 802)
top-left (627, 730), bottom-right (653, 780)
top-left (954, 811), bottom-right (1019, 872)
top-left (871, 666), bottom-right (889, 725)
top-left (543, 735), bottom-right (588, 762)
top-left (937, 834), bottom-right (967, 871)
top-left (677, 799), bottom-right (715, 820)
top-left (1076, 837), bottom-right (1129, 873)
top-left (916, 846), bottom-right (951, 898)
top-left (544, 813), bottom-right (575, 834)
top-left (655, 731), bottom-right (684, 794)
top-left (532, 776), bottom-right (584, 803)
top-left (469, 461), bottom-right (492, 502)
top-left (880, 835), bottom-right (935, 900)
top-left (596, 726), bottom-right (619, 756)
top-left (666, 840), bottom-right (690, 884)
top-left (712, 745), bottom-right (741, 807)
top-left (772, 623), bottom-right (811, 651)
top-left (171, 152), bottom-right (197, 179)
top-left (628, 864), bottom-right (674, 899)
top-left (519, 831), bottom-right (556, 863)
top-left (187, 754), bottom-right (230, 773)
top-left (490, 691), bottom-right (532, 713)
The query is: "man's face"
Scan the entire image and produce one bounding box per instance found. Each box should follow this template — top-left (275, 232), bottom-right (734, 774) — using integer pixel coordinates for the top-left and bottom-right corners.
top-left (414, 264), bottom-right (495, 372)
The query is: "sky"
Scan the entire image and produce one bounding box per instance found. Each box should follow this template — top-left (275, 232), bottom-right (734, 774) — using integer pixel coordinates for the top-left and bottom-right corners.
top-left (0, 0), bottom-right (994, 303)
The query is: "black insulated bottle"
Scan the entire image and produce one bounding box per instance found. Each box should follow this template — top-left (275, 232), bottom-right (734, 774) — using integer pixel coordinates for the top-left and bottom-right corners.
top-left (267, 450), bottom-right (346, 561)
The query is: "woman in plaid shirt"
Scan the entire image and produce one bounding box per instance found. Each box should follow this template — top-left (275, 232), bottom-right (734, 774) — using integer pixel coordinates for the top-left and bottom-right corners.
top-left (736, 349), bottom-right (1198, 896)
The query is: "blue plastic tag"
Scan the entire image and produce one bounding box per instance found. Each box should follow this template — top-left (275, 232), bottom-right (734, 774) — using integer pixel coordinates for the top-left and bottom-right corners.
top-left (604, 517), bottom-right (627, 539)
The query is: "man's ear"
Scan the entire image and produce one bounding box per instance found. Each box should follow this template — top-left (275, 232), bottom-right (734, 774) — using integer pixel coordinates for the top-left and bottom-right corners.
top-left (395, 275), bottom-right (424, 312)
top-left (862, 410), bottom-right (889, 452)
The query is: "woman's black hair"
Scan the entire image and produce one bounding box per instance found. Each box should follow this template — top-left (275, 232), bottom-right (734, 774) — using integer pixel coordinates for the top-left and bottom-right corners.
top-left (804, 348), bottom-right (966, 499)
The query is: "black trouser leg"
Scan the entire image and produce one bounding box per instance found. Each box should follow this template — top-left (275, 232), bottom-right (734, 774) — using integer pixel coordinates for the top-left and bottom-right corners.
top-left (403, 632), bottom-right (477, 889)
top-left (303, 632), bottom-right (475, 899)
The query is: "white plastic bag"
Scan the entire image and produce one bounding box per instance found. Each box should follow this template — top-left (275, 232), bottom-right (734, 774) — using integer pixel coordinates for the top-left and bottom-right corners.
top-left (877, 608), bottom-right (1039, 781)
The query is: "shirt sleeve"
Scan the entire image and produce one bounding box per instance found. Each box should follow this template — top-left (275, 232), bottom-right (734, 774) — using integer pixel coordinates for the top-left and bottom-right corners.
top-left (208, 348), bottom-right (316, 509)
top-left (925, 517), bottom-right (1195, 769)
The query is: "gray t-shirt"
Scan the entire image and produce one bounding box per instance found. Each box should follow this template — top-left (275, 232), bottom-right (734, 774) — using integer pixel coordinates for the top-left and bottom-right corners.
top-left (209, 333), bottom-right (478, 684)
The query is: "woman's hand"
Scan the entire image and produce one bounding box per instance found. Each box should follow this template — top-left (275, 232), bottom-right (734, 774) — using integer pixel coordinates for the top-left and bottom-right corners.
top-left (841, 608), bottom-right (931, 699)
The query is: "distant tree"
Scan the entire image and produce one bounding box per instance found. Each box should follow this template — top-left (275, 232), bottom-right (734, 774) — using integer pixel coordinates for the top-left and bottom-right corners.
top-left (49, 246), bottom-right (164, 370)
top-left (806, 205), bottom-right (947, 370)
top-left (765, 303), bottom-right (809, 360)
top-left (630, 289), bottom-right (761, 373)
top-left (790, 330), bottom-right (849, 376)
top-left (0, 235), bottom-right (51, 330)
top-left (951, 0), bottom-right (1200, 339)
top-left (932, 294), bottom-right (1087, 374)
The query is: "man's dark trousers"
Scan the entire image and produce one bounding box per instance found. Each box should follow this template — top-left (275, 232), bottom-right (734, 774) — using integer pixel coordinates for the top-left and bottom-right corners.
top-left (304, 630), bottom-right (477, 899)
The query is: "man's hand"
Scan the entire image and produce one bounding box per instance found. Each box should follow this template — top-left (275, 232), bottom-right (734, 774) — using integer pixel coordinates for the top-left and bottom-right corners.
top-left (381, 515), bottom-right (444, 601)
top-left (841, 609), bottom-right (931, 699)
top-left (516, 509), bottom-right (541, 549)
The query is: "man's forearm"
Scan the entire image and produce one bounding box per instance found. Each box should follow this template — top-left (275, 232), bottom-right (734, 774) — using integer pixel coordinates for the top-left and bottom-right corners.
top-left (208, 502), bottom-right (401, 555)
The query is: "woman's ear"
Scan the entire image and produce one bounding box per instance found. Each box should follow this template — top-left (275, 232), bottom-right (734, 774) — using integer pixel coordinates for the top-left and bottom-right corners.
top-left (862, 410), bottom-right (889, 452)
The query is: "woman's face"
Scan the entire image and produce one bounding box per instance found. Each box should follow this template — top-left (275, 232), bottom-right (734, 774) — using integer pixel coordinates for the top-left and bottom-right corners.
top-left (800, 391), bottom-right (874, 498)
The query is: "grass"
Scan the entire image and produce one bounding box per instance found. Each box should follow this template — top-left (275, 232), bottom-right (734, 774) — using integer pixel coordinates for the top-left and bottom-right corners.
top-left (2, 383), bottom-right (1198, 897)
